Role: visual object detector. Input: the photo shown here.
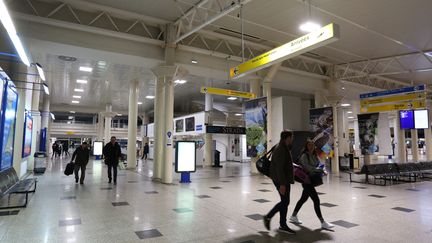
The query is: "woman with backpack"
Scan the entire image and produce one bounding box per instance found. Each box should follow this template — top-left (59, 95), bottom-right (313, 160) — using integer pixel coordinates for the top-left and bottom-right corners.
top-left (289, 140), bottom-right (335, 230)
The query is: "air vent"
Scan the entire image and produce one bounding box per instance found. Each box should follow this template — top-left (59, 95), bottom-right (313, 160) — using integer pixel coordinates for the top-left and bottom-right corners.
top-left (218, 27), bottom-right (261, 40)
top-left (58, 55), bottom-right (77, 62)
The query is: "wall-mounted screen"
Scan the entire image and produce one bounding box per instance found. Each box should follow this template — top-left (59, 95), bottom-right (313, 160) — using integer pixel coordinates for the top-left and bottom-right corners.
top-left (175, 141), bottom-right (196, 172)
top-left (399, 110), bottom-right (414, 130)
top-left (414, 109), bottom-right (429, 129)
top-left (22, 112), bottom-right (33, 158)
top-left (175, 119), bottom-right (184, 133)
top-left (0, 85), bottom-right (18, 171)
top-left (93, 141), bottom-right (103, 156)
top-left (185, 117), bottom-right (195, 132)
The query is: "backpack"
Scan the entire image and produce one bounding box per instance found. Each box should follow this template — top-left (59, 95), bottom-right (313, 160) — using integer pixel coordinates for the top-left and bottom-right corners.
top-left (256, 146), bottom-right (276, 177)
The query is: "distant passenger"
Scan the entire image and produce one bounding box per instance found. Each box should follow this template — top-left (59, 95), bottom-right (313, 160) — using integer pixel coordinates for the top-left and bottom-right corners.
top-left (63, 142), bottom-right (70, 156)
top-left (103, 136), bottom-right (121, 184)
top-left (289, 140), bottom-right (334, 230)
top-left (51, 142), bottom-right (58, 159)
top-left (71, 142), bottom-right (90, 184)
top-left (263, 131), bottom-right (296, 234)
top-left (142, 143), bottom-right (149, 160)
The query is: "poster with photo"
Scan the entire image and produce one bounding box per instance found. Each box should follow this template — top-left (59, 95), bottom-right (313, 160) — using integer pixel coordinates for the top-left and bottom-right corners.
top-left (245, 97), bottom-right (267, 157)
top-left (22, 112), bottom-right (33, 158)
top-left (0, 85), bottom-right (18, 171)
top-left (185, 117), bottom-right (195, 132)
top-left (175, 119), bottom-right (184, 133)
top-left (358, 113), bottom-right (379, 155)
top-left (309, 107), bottom-right (334, 157)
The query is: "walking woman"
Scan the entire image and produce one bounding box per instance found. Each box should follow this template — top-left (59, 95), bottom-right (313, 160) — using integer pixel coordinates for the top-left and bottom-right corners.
top-left (289, 140), bottom-right (334, 230)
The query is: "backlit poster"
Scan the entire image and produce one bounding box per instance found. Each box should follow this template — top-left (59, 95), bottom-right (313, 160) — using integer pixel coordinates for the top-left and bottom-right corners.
top-left (358, 113), bottom-right (379, 155)
top-left (175, 119), bottom-right (184, 132)
top-left (309, 107), bottom-right (334, 157)
top-left (93, 141), bottom-right (103, 156)
top-left (175, 141), bottom-right (196, 172)
top-left (185, 117), bottom-right (195, 132)
top-left (245, 97), bottom-right (267, 157)
top-left (22, 112), bottom-right (33, 158)
top-left (0, 85), bottom-right (18, 171)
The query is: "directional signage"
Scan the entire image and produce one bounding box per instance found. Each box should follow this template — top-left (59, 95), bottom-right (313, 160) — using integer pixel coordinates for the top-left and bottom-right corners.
top-left (360, 100), bottom-right (426, 113)
top-left (206, 126), bottom-right (246, 134)
top-left (200, 87), bottom-right (256, 99)
top-left (360, 92), bottom-right (426, 106)
top-left (359, 85), bottom-right (426, 99)
top-left (229, 23), bottom-right (340, 79)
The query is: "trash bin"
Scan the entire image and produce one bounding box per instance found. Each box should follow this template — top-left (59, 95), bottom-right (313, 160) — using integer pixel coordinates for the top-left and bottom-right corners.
top-left (34, 151), bottom-right (47, 174)
top-left (213, 150), bottom-right (222, 168)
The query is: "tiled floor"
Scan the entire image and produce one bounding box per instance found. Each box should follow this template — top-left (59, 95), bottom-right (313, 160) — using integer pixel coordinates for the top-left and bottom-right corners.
top-left (1, 157), bottom-right (432, 242)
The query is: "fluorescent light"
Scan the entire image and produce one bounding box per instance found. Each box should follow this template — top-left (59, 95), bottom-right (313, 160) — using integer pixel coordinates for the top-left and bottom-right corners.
top-left (76, 79), bottom-right (88, 84)
top-left (235, 113), bottom-right (242, 116)
top-left (348, 116), bottom-right (354, 119)
top-left (72, 95), bottom-right (81, 99)
top-left (117, 114), bottom-right (122, 116)
top-left (341, 103), bottom-right (351, 107)
top-left (174, 79), bottom-right (187, 84)
top-left (67, 121), bottom-right (71, 124)
top-left (299, 21), bottom-right (321, 33)
top-left (227, 97), bottom-right (237, 100)
top-left (347, 111), bottom-right (353, 114)
top-left (79, 66), bottom-right (93, 72)
top-left (0, 0), bottom-right (30, 66)
top-left (191, 60), bottom-right (198, 64)
top-left (70, 111), bottom-right (76, 113)
top-left (145, 95), bottom-right (155, 99)
top-left (50, 113), bottom-right (55, 120)
top-left (35, 63), bottom-right (45, 81)
top-left (42, 83), bottom-right (49, 95)
top-left (137, 102), bottom-right (143, 105)
top-left (68, 116), bottom-right (74, 119)
top-left (74, 88), bottom-right (84, 92)
top-left (72, 100), bottom-right (79, 104)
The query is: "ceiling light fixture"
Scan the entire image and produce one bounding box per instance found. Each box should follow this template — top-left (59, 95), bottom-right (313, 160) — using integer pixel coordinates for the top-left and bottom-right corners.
top-left (299, 0), bottom-right (321, 33)
top-left (74, 88), bottom-right (84, 92)
top-left (79, 66), bottom-right (92, 72)
top-left (341, 103), bottom-right (351, 107)
top-left (72, 95), bottom-right (81, 99)
top-left (76, 79), bottom-right (88, 84)
top-left (137, 102), bottom-right (143, 105)
top-left (0, 0), bottom-right (30, 66)
top-left (191, 60), bottom-right (198, 64)
top-left (174, 79), bottom-right (187, 84)
top-left (117, 114), bottom-right (122, 116)
top-left (227, 97), bottom-right (237, 100)
top-left (42, 83), bottom-right (50, 95)
top-left (348, 116), bottom-right (354, 119)
top-left (35, 63), bottom-right (45, 81)
top-left (347, 111), bottom-right (353, 114)
top-left (235, 113), bottom-right (242, 116)
top-left (50, 113), bottom-right (55, 120)
top-left (70, 111), bottom-right (76, 113)
top-left (72, 100), bottom-right (79, 104)
top-left (68, 116), bottom-right (74, 119)
top-left (145, 95), bottom-right (155, 99)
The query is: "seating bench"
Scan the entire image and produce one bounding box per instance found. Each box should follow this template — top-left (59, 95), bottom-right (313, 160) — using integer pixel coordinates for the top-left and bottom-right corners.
top-left (349, 163), bottom-right (399, 186)
top-left (0, 168), bottom-right (37, 209)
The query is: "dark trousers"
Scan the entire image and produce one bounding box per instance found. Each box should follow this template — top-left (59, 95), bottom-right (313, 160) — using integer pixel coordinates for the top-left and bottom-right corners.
top-left (142, 153), bottom-right (148, 160)
top-left (267, 181), bottom-right (291, 227)
top-left (293, 183), bottom-right (323, 220)
top-left (74, 163), bottom-right (87, 183)
top-left (107, 164), bottom-right (118, 182)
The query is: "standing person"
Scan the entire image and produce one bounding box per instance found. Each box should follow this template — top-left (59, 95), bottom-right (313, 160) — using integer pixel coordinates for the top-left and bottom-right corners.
top-left (142, 142), bottom-right (149, 160)
top-left (103, 136), bottom-right (121, 184)
top-left (71, 142), bottom-right (90, 184)
top-left (63, 142), bottom-right (70, 156)
top-left (289, 140), bottom-right (335, 230)
top-left (51, 142), bottom-right (59, 159)
top-left (263, 131), bottom-right (296, 234)
top-left (57, 142), bottom-right (63, 158)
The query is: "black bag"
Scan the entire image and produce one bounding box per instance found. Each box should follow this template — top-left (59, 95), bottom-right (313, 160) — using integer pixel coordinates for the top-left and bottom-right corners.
top-left (64, 162), bottom-right (74, 176)
top-left (256, 146), bottom-right (276, 177)
top-left (310, 172), bottom-right (323, 187)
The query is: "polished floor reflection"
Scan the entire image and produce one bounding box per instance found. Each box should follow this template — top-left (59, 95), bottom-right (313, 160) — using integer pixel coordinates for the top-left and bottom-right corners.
top-left (1, 157), bottom-right (432, 242)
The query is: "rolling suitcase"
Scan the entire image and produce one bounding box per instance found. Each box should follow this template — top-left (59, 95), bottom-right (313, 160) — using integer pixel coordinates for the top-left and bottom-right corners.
top-left (64, 162), bottom-right (74, 176)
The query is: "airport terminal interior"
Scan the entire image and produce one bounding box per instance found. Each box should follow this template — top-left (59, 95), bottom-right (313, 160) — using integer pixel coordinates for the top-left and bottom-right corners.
top-left (1, 0), bottom-right (432, 242)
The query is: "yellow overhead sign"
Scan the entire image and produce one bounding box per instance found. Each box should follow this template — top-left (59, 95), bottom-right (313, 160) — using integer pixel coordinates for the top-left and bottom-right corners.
top-left (200, 87), bottom-right (256, 99)
top-left (230, 23), bottom-right (340, 79)
top-left (360, 100), bottom-right (426, 113)
top-left (360, 92), bottom-right (426, 106)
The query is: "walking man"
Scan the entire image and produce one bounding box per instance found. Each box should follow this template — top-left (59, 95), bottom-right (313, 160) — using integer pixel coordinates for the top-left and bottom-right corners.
top-left (263, 131), bottom-right (296, 234)
top-left (71, 142), bottom-right (90, 184)
top-left (103, 136), bottom-right (121, 184)
top-left (142, 142), bottom-right (149, 160)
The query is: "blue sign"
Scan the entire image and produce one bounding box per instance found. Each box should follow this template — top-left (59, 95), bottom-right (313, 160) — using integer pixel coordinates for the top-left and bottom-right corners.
top-left (360, 85), bottom-right (425, 99)
top-left (0, 84), bottom-right (18, 171)
top-left (196, 125), bottom-right (203, 131)
top-left (167, 131), bottom-right (172, 138)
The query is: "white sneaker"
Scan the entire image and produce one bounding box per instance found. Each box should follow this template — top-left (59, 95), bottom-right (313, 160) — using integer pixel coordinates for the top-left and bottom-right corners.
top-left (289, 215), bottom-right (302, 224)
top-left (321, 221), bottom-right (335, 229)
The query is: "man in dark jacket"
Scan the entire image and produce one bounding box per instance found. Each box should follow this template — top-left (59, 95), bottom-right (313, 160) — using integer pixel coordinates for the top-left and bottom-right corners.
top-left (142, 143), bottom-right (149, 160)
top-left (71, 142), bottom-right (90, 184)
top-left (103, 136), bottom-right (121, 184)
top-left (264, 131), bottom-right (295, 234)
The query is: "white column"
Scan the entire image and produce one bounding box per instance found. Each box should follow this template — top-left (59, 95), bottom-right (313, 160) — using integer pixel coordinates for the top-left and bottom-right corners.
top-left (332, 104), bottom-right (340, 172)
top-left (152, 75), bottom-right (165, 180)
top-left (204, 93), bottom-right (213, 167)
top-left (425, 105), bottom-right (432, 161)
top-left (314, 90), bottom-right (324, 108)
top-left (28, 81), bottom-right (41, 171)
top-left (41, 93), bottom-right (50, 153)
top-left (396, 112), bottom-right (406, 163)
top-left (411, 129), bottom-right (419, 162)
top-left (104, 104), bottom-right (113, 143)
top-left (162, 74), bottom-right (175, 184)
top-left (249, 77), bottom-right (261, 97)
top-left (127, 80), bottom-right (138, 169)
top-left (97, 113), bottom-right (104, 141)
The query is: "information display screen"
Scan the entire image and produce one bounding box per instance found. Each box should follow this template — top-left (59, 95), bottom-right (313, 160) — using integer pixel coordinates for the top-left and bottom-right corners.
top-left (400, 110), bottom-right (414, 129)
top-left (414, 109), bottom-right (429, 129)
top-left (175, 141), bottom-right (196, 172)
top-left (93, 141), bottom-right (103, 156)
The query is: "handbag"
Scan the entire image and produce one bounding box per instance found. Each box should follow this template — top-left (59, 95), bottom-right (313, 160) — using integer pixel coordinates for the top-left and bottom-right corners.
top-left (310, 172), bottom-right (323, 187)
top-left (64, 162), bottom-right (74, 176)
top-left (293, 164), bottom-right (310, 184)
top-left (256, 146), bottom-right (276, 177)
